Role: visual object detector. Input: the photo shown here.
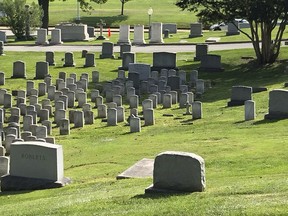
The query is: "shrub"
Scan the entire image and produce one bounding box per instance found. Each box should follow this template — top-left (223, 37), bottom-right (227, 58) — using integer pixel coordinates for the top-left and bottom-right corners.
top-left (0, 0), bottom-right (43, 40)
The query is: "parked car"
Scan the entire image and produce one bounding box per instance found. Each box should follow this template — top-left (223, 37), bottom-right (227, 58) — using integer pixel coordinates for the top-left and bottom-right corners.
top-left (209, 19), bottom-right (249, 31)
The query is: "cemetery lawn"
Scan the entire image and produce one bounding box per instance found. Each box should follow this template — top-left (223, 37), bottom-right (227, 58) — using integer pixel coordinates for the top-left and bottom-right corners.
top-left (24, 0), bottom-right (197, 28)
top-left (1, 48), bottom-right (288, 215)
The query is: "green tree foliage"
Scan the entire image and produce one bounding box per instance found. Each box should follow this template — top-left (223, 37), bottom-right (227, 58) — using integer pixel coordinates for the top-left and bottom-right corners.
top-left (0, 0), bottom-right (43, 40)
top-left (176, 0), bottom-right (288, 64)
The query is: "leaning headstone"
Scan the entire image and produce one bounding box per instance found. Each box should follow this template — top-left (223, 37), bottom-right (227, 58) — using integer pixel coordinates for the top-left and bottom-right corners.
top-left (227, 86), bottom-right (252, 107)
top-left (145, 151), bottom-right (205, 193)
top-left (245, 100), bottom-right (255, 121)
top-left (149, 23), bottom-right (164, 44)
top-left (50, 28), bottom-right (63, 45)
top-left (194, 44), bottom-right (208, 61)
top-left (35, 28), bottom-right (49, 45)
top-left (199, 54), bottom-right (224, 72)
top-left (152, 52), bottom-right (177, 71)
top-left (100, 42), bottom-right (115, 59)
top-left (226, 21), bottom-right (240, 36)
top-left (46, 51), bottom-right (56, 66)
top-left (63, 52), bottom-right (76, 67)
top-left (12, 60), bottom-right (26, 78)
top-left (117, 25), bottom-right (131, 45)
top-left (84, 53), bottom-right (96, 67)
top-left (189, 23), bottom-right (203, 38)
top-left (133, 24), bottom-right (146, 45)
top-left (35, 61), bottom-right (49, 79)
top-left (264, 89), bottom-right (288, 120)
top-left (1, 141), bottom-right (71, 191)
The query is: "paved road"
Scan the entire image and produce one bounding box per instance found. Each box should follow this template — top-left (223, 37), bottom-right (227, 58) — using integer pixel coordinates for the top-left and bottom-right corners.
top-left (4, 43), bottom-right (254, 53)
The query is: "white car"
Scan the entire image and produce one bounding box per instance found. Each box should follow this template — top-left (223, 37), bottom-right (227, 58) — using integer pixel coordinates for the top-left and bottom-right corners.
top-left (210, 19), bottom-right (249, 31)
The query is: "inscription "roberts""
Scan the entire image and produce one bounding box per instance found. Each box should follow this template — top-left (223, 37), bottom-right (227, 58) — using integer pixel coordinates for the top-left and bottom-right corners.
top-left (21, 153), bottom-right (46, 161)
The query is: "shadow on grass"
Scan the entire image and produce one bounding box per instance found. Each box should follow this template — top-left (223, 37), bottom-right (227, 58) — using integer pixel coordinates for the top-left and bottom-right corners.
top-left (0, 190), bottom-right (32, 196)
top-left (252, 119), bottom-right (281, 125)
top-left (79, 15), bottom-right (128, 27)
top-left (132, 192), bottom-right (191, 200)
top-left (180, 58), bottom-right (287, 103)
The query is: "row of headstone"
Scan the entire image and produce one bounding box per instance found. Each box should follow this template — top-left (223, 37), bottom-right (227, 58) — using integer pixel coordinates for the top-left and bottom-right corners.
top-left (36, 28), bottom-right (63, 45)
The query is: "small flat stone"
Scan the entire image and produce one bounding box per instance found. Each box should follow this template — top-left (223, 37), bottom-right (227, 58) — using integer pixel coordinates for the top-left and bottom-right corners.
top-left (116, 158), bottom-right (154, 180)
top-left (205, 37), bottom-right (221, 42)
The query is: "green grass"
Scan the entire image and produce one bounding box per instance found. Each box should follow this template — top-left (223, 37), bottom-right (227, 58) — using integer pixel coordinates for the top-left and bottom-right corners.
top-left (24, 0), bottom-right (196, 28)
top-left (1, 48), bottom-right (288, 215)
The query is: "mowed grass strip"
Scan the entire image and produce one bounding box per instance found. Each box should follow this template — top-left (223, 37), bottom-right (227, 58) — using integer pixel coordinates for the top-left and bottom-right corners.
top-left (0, 48), bottom-right (288, 215)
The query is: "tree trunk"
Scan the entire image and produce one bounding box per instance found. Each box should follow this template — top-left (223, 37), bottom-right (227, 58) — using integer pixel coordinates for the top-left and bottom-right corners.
top-left (121, 1), bottom-right (124, 15)
top-left (38, 0), bottom-right (49, 30)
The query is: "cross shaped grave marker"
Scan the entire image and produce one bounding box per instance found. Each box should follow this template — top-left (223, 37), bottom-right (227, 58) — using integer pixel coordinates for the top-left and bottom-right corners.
top-left (96, 19), bottom-right (107, 40)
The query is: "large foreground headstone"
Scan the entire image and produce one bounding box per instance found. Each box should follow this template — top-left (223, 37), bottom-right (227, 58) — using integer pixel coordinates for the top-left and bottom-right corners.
top-left (145, 151), bottom-right (205, 193)
top-left (1, 141), bottom-right (71, 191)
top-left (227, 85), bottom-right (252, 106)
top-left (265, 89), bottom-right (288, 119)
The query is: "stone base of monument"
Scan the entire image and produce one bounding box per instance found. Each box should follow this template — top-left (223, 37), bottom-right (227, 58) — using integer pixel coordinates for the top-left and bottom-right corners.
top-left (189, 34), bottom-right (203, 38)
top-left (145, 184), bottom-right (193, 194)
top-left (264, 113), bottom-right (288, 120)
top-left (198, 67), bottom-right (224, 72)
top-left (1, 175), bottom-right (71, 191)
top-left (100, 54), bottom-right (115, 59)
top-left (118, 66), bottom-right (128, 71)
top-left (226, 32), bottom-right (240, 36)
top-left (151, 66), bottom-right (178, 71)
top-left (11, 76), bottom-right (26, 79)
top-left (63, 63), bottom-right (76, 67)
top-left (227, 100), bottom-right (246, 107)
top-left (96, 35), bottom-right (106, 40)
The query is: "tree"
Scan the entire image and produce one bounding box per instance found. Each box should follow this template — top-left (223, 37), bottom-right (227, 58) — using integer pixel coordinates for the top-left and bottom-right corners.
top-left (176, 0), bottom-right (288, 64)
top-left (0, 0), bottom-right (43, 40)
top-left (38, 0), bottom-right (108, 30)
top-left (120, 0), bottom-right (131, 15)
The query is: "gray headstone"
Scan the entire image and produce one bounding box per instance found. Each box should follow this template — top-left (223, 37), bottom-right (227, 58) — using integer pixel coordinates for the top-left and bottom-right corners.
top-left (12, 61), bottom-right (26, 78)
top-left (100, 42), bottom-right (115, 59)
top-left (145, 151), bottom-right (205, 193)
top-left (227, 86), bottom-right (252, 106)
top-left (35, 61), bottom-right (49, 79)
